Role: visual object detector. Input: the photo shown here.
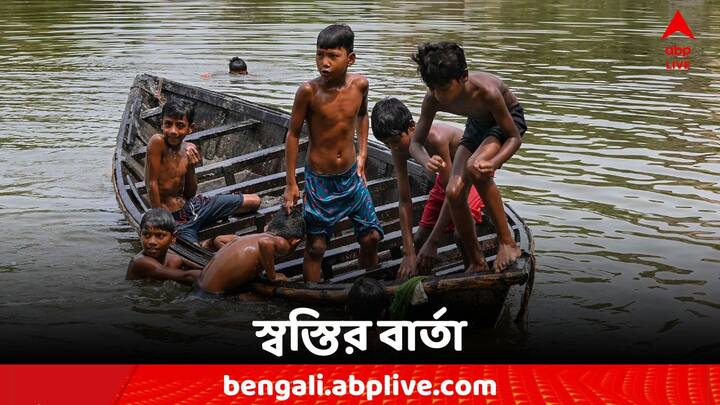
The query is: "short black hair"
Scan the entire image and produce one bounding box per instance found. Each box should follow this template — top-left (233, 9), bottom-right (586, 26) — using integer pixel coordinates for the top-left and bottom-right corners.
top-left (317, 24), bottom-right (354, 53)
top-left (229, 57), bottom-right (247, 73)
top-left (346, 277), bottom-right (388, 321)
top-left (161, 99), bottom-right (195, 124)
top-left (267, 208), bottom-right (305, 240)
top-left (371, 97), bottom-right (414, 142)
top-left (140, 208), bottom-right (176, 234)
top-left (411, 42), bottom-right (467, 89)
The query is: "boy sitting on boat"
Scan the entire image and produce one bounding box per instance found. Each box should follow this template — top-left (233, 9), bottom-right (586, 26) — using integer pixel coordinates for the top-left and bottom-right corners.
top-left (409, 42), bottom-right (527, 272)
top-left (371, 98), bottom-right (485, 278)
top-left (125, 208), bottom-right (202, 284)
top-left (144, 99), bottom-right (261, 245)
top-left (192, 208), bottom-right (304, 297)
top-left (282, 24), bottom-right (383, 282)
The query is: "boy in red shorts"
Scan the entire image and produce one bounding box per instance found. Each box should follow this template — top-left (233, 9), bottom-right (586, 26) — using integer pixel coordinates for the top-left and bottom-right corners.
top-left (371, 97), bottom-right (484, 278)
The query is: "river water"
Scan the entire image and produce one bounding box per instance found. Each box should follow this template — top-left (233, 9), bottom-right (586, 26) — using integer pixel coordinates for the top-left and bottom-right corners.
top-left (0, 0), bottom-right (718, 362)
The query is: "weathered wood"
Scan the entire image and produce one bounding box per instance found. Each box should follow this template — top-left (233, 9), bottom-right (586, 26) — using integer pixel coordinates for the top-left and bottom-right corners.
top-left (140, 106), bottom-right (162, 120)
top-left (131, 119), bottom-right (260, 160)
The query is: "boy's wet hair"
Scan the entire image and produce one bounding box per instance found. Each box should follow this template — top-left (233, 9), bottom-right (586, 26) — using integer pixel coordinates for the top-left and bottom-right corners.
top-left (140, 208), bottom-right (176, 234)
top-left (371, 97), bottom-right (414, 142)
top-left (161, 99), bottom-right (195, 124)
top-left (411, 42), bottom-right (467, 89)
top-left (346, 277), bottom-right (388, 321)
top-left (267, 207), bottom-right (306, 240)
top-left (317, 24), bottom-right (354, 53)
top-left (229, 57), bottom-right (247, 73)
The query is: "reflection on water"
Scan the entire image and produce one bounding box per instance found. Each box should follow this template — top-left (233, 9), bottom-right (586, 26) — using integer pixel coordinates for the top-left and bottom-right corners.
top-left (0, 0), bottom-right (718, 361)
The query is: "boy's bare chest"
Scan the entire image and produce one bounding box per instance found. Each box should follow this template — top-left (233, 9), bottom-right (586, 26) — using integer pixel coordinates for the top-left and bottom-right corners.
top-left (159, 151), bottom-right (188, 179)
top-left (310, 91), bottom-right (361, 123)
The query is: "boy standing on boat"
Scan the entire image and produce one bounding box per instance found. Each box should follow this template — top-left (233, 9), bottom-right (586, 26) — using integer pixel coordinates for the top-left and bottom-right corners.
top-left (283, 24), bottom-right (383, 282)
top-left (371, 98), bottom-right (484, 278)
top-left (145, 99), bottom-right (261, 245)
top-left (126, 208), bottom-right (201, 284)
top-left (409, 42), bottom-right (527, 272)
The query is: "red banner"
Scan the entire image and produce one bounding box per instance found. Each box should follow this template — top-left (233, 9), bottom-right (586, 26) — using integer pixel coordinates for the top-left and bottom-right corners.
top-left (1, 365), bottom-right (717, 404)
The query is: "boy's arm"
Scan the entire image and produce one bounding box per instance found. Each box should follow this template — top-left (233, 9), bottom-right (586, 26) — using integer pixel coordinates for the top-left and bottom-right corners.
top-left (258, 237), bottom-right (287, 282)
top-left (183, 145), bottom-right (198, 200)
top-left (475, 91), bottom-right (522, 173)
top-left (417, 137), bottom-right (454, 271)
top-left (283, 83), bottom-right (312, 213)
top-left (355, 77), bottom-right (370, 184)
top-left (145, 135), bottom-right (164, 208)
top-left (409, 92), bottom-right (444, 173)
top-left (129, 256), bottom-right (201, 285)
top-left (393, 151), bottom-right (417, 279)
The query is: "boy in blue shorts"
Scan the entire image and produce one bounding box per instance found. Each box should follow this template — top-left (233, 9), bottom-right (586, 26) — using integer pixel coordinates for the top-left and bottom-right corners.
top-left (409, 42), bottom-right (527, 272)
top-left (144, 99), bottom-right (261, 244)
top-left (283, 24), bottom-right (383, 282)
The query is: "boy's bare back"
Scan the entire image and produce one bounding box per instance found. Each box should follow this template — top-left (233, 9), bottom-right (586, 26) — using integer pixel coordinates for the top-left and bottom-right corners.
top-left (298, 72), bottom-right (369, 174)
top-left (198, 234), bottom-right (265, 292)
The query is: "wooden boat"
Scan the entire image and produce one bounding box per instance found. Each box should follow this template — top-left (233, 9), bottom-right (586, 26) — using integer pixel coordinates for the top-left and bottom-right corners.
top-left (113, 74), bottom-right (535, 325)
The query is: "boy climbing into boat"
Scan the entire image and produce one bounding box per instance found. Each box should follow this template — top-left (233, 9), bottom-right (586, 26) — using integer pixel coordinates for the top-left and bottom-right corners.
top-left (371, 97), bottom-right (485, 278)
top-left (409, 42), bottom-right (527, 272)
top-left (282, 24), bottom-right (383, 282)
top-left (145, 99), bottom-right (261, 245)
top-left (126, 208), bottom-right (202, 284)
top-left (192, 208), bottom-right (304, 297)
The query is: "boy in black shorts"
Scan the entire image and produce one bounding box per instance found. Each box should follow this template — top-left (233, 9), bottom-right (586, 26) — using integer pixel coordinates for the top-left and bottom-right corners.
top-left (409, 42), bottom-right (527, 272)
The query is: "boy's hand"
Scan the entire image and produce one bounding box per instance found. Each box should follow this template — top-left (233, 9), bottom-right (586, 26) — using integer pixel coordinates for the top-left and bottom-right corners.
top-left (271, 273), bottom-right (288, 283)
top-left (356, 160), bottom-right (367, 185)
top-left (185, 142), bottom-right (202, 166)
top-left (283, 184), bottom-right (300, 213)
top-left (417, 241), bottom-right (438, 274)
top-left (397, 253), bottom-right (418, 279)
top-left (473, 159), bottom-right (497, 175)
top-left (425, 155), bottom-right (446, 173)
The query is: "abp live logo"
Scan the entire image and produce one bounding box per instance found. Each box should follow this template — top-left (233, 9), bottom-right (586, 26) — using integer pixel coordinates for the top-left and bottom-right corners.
top-left (662, 10), bottom-right (695, 70)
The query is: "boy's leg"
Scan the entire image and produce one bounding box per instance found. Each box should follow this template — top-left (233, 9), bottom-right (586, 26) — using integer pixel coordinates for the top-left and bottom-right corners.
top-left (358, 230), bottom-right (380, 268)
top-left (445, 146), bottom-right (489, 273)
top-left (453, 231), bottom-right (470, 268)
top-left (233, 193), bottom-right (261, 214)
top-left (413, 227), bottom-right (432, 252)
top-left (465, 136), bottom-right (521, 272)
top-left (303, 234), bottom-right (327, 282)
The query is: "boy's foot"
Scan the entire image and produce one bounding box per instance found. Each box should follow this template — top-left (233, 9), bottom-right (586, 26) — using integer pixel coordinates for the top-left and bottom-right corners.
top-left (493, 242), bottom-right (521, 272)
top-left (465, 258), bottom-right (489, 273)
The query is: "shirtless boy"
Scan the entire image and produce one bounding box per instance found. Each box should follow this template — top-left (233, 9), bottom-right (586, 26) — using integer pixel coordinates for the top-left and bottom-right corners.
top-left (193, 208), bottom-right (304, 296)
top-left (282, 24), bottom-right (383, 282)
top-left (144, 99), bottom-right (261, 244)
top-left (126, 208), bottom-right (201, 284)
top-left (409, 42), bottom-right (527, 272)
top-left (371, 97), bottom-right (484, 278)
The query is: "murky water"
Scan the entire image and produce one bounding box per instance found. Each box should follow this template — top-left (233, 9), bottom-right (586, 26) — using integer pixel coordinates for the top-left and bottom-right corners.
top-left (0, 1), bottom-right (718, 362)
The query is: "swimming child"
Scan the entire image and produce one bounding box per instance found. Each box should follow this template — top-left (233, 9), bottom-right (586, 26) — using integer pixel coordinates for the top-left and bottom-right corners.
top-left (126, 208), bottom-right (202, 284)
top-left (371, 97), bottom-right (484, 277)
top-left (282, 24), bottom-right (383, 282)
top-left (144, 99), bottom-right (261, 245)
top-left (200, 57), bottom-right (249, 78)
top-left (409, 42), bottom-right (527, 272)
top-left (193, 208), bottom-right (305, 296)
top-left (345, 277), bottom-right (388, 321)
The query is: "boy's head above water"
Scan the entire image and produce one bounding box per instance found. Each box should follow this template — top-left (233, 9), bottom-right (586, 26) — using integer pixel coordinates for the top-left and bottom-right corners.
top-left (371, 97), bottom-right (414, 152)
top-left (139, 208), bottom-right (176, 259)
top-left (160, 99), bottom-right (195, 146)
top-left (266, 207), bottom-right (306, 249)
top-left (316, 24), bottom-right (355, 79)
top-left (412, 42), bottom-right (468, 101)
top-left (229, 57), bottom-right (248, 74)
top-left (346, 277), bottom-right (388, 321)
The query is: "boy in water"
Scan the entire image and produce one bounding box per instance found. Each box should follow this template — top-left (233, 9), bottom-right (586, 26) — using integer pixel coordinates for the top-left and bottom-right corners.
top-left (200, 57), bottom-right (248, 78)
top-left (145, 99), bottom-right (261, 245)
top-left (126, 208), bottom-right (202, 284)
top-left (371, 98), bottom-right (484, 278)
top-left (194, 208), bottom-right (304, 296)
top-left (409, 42), bottom-right (527, 272)
top-left (283, 24), bottom-right (383, 282)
